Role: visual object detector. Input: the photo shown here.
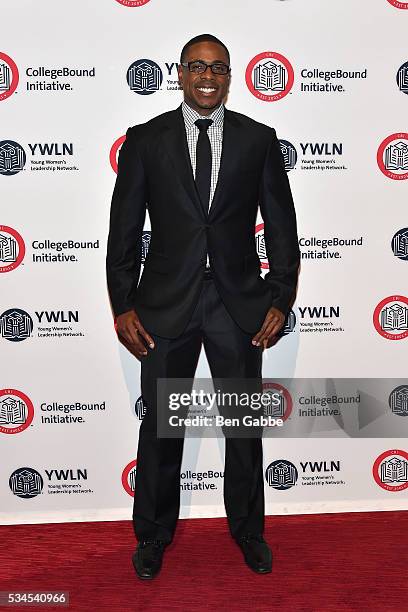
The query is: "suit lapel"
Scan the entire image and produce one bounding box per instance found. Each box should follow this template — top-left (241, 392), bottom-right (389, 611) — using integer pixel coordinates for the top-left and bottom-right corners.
top-left (208, 109), bottom-right (240, 220)
top-left (160, 106), bottom-right (207, 220)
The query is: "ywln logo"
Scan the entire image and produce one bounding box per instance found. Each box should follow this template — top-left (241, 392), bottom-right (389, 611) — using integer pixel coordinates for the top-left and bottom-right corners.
top-left (0, 308), bottom-right (81, 342)
top-left (389, 386), bottom-right (408, 416)
top-left (0, 141), bottom-right (26, 175)
top-left (397, 61), bottom-right (408, 94)
top-left (391, 228), bottom-right (408, 261)
top-left (0, 139), bottom-right (76, 175)
top-left (127, 59), bottom-right (162, 95)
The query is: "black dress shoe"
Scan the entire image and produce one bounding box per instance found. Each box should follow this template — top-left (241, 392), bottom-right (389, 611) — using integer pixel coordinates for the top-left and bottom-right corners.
top-left (132, 540), bottom-right (167, 580)
top-left (236, 534), bottom-right (272, 574)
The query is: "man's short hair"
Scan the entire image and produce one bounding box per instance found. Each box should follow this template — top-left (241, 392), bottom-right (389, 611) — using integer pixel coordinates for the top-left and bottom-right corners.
top-left (180, 34), bottom-right (230, 64)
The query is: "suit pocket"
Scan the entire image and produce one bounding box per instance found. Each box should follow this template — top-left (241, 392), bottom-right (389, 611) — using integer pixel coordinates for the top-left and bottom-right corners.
top-left (143, 249), bottom-right (170, 274)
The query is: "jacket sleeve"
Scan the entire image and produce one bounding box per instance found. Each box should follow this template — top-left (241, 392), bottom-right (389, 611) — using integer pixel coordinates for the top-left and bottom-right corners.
top-left (259, 128), bottom-right (300, 316)
top-left (106, 127), bottom-right (147, 317)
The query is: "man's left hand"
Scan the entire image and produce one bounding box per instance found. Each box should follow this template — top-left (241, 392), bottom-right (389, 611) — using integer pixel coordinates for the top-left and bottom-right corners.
top-left (252, 307), bottom-right (286, 349)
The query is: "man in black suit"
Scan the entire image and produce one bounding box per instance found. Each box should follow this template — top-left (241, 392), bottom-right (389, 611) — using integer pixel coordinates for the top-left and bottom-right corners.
top-left (107, 34), bottom-right (300, 579)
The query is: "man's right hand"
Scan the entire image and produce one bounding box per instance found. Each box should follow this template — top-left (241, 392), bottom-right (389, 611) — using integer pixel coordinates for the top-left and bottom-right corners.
top-left (115, 309), bottom-right (155, 360)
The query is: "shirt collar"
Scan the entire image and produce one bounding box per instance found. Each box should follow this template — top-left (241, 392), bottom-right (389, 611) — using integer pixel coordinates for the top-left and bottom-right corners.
top-left (182, 101), bottom-right (224, 130)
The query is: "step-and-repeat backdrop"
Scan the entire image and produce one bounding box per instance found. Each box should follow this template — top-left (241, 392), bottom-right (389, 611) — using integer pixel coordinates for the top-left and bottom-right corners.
top-left (1, 0), bottom-right (408, 524)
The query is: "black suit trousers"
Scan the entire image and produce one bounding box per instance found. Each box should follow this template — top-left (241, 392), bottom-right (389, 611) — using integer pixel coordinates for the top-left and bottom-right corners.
top-left (133, 275), bottom-right (265, 543)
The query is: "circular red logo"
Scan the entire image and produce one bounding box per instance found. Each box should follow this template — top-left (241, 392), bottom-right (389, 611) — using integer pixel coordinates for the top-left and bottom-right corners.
top-left (255, 223), bottom-right (269, 270)
top-left (377, 133), bottom-right (408, 180)
top-left (0, 225), bottom-right (25, 273)
top-left (373, 295), bottom-right (408, 340)
top-left (110, 135), bottom-right (126, 174)
top-left (114, 0), bottom-right (151, 6)
top-left (373, 449), bottom-right (408, 491)
top-left (246, 52), bottom-right (294, 102)
top-left (0, 389), bottom-right (34, 434)
top-left (386, 0), bottom-right (408, 8)
top-left (262, 382), bottom-right (292, 421)
top-left (122, 459), bottom-right (137, 496)
top-left (0, 53), bottom-right (19, 102)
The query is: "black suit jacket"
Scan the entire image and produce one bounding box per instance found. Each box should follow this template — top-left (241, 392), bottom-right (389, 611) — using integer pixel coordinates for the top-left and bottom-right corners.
top-left (106, 104), bottom-right (300, 338)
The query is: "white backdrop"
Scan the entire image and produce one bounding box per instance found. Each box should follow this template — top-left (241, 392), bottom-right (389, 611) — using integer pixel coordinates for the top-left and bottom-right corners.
top-left (1, 0), bottom-right (408, 525)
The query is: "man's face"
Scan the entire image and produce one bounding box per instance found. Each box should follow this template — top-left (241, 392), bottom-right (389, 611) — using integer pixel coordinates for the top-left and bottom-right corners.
top-left (178, 41), bottom-right (230, 115)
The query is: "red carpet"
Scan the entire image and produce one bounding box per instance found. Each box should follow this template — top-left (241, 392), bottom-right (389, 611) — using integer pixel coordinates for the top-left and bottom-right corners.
top-left (0, 511), bottom-right (407, 611)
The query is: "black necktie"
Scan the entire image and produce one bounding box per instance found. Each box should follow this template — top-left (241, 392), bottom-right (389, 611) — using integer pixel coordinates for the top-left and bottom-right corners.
top-left (194, 118), bottom-right (213, 210)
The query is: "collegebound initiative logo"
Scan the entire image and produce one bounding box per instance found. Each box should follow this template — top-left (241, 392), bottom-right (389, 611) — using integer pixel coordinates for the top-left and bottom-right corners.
top-left (373, 295), bottom-right (408, 340)
top-left (0, 226), bottom-right (25, 272)
top-left (386, 0), bottom-right (408, 9)
top-left (0, 389), bottom-right (34, 434)
top-left (110, 135), bottom-right (126, 173)
top-left (122, 460), bottom-right (137, 496)
top-left (0, 140), bottom-right (26, 175)
top-left (373, 449), bottom-right (408, 492)
top-left (377, 134), bottom-right (408, 180)
top-left (245, 52), bottom-right (294, 102)
top-left (115, 0), bottom-right (151, 6)
top-left (126, 59), bottom-right (163, 95)
top-left (262, 382), bottom-right (293, 421)
top-left (0, 53), bottom-right (19, 102)
top-left (255, 223), bottom-right (268, 270)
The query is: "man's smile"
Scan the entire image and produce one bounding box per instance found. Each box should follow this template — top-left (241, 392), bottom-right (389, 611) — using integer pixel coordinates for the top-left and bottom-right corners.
top-left (195, 85), bottom-right (218, 95)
